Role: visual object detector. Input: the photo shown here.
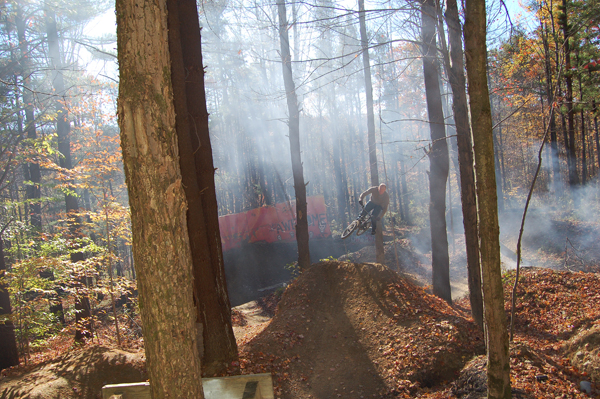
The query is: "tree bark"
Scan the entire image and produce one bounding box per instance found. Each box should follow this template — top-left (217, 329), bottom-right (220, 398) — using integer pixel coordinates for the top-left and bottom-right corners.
top-left (578, 69), bottom-right (587, 185)
top-left (277, 0), bottom-right (311, 270)
top-left (333, 135), bottom-right (347, 227)
top-left (443, 0), bottom-right (483, 328)
top-left (116, 0), bottom-right (205, 396)
top-left (464, 0), bottom-right (511, 397)
top-left (593, 100), bottom-right (600, 171)
top-left (0, 236), bottom-right (19, 371)
top-left (168, 0), bottom-right (238, 376)
top-left (400, 157), bottom-right (410, 224)
top-left (421, 0), bottom-right (451, 303)
top-left (358, 0), bottom-right (378, 187)
top-left (358, 0), bottom-right (384, 263)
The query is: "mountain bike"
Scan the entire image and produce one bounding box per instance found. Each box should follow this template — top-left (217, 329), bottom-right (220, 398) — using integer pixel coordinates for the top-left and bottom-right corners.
top-left (341, 205), bottom-right (372, 239)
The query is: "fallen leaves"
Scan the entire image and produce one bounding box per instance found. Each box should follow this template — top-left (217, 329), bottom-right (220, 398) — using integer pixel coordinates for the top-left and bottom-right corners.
top-left (233, 264), bottom-right (599, 398)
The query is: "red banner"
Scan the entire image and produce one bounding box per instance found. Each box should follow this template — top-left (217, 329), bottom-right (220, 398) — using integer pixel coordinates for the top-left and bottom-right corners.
top-left (219, 195), bottom-right (331, 251)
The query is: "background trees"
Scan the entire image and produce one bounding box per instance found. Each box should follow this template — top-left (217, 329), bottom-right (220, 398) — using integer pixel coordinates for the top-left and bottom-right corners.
top-left (0, 0), bottom-right (128, 366)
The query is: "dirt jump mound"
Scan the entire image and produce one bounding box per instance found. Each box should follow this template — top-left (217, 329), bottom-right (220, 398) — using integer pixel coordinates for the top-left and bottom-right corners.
top-left (240, 261), bottom-right (484, 398)
top-left (0, 346), bottom-right (146, 399)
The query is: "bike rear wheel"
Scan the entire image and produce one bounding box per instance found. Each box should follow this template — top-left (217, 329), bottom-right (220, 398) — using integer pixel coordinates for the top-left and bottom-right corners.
top-left (341, 220), bottom-right (359, 239)
top-left (355, 220), bottom-right (371, 236)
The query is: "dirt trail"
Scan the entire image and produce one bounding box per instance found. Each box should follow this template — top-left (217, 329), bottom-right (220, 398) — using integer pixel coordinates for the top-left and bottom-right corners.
top-left (236, 261), bottom-right (483, 398)
top-left (232, 301), bottom-right (273, 343)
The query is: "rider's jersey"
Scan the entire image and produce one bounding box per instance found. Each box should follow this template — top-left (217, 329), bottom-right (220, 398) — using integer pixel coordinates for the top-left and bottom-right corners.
top-left (359, 186), bottom-right (389, 218)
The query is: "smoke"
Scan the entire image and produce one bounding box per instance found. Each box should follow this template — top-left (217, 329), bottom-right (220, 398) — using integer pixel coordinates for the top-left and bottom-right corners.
top-left (194, 0), bottom-right (600, 302)
top-left (198, 0), bottom-right (429, 219)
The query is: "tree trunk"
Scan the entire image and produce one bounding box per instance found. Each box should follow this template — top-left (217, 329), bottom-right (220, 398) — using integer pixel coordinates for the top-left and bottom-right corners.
top-left (45, 7), bottom-right (90, 341)
top-left (0, 236), bottom-right (19, 371)
top-left (168, 0), bottom-right (238, 376)
top-left (277, 0), bottom-right (311, 270)
top-left (493, 131), bottom-right (504, 211)
top-left (464, 0), bottom-right (511, 397)
top-left (333, 135), bottom-right (347, 228)
top-left (400, 157), bottom-right (410, 224)
top-left (116, 0), bottom-right (205, 395)
top-left (395, 161), bottom-right (404, 221)
top-left (358, 0), bottom-right (378, 187)
top-left (358, 0), bottom-right (384, 263)
top-left (593, 100), bottom-right (600, 172)
top-left (578, 69), bottom-right (587, 185)
top-left (443, 0), bottom-right (483, 329)
top-left (561, 0), bottom-right (579, 187)
top-left (541, 19), bottom-right (561, 191)
top-left (421, 0), bottom-right (451, 303)
top-left (16, 7), bottom-right (42, 231)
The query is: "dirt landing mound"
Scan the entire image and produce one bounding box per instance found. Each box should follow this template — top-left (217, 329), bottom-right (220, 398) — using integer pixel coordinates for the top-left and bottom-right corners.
top-left (0, 346), bottom-right (146, 399)
top-left (239, 261), bottom-right (484, 398)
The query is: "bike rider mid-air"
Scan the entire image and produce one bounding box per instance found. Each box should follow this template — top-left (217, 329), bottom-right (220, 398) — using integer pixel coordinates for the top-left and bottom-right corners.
top-left (358, 183), bottom-right (389, 235)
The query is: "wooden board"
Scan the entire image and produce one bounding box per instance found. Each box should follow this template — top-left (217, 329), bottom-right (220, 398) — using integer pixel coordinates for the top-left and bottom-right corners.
top-left (102, 382), bottom-right (150, 399)
top-left (102, 373), bottom-right (274, 399)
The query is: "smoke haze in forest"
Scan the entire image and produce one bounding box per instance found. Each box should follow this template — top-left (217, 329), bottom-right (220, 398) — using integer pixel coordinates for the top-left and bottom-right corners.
top-left (70, 0), bottom-right (600, 271)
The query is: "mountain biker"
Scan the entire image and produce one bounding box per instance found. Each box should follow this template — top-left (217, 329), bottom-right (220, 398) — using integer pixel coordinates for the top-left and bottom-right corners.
top-left (358, 183), bottom-right (389, 235)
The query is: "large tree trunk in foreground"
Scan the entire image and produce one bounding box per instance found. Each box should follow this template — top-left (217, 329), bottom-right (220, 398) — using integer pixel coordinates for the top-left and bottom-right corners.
top-left (0, 237), bottom-right (19, 371)
top-left (421, 0), bottom-right (451, 303)
top-left (168, 0), bottom-right (238, 376)
top-left (444, 0), bottom-right (483, 329)
top-left (116, 0), bottom-right (204, 396)
top-left (464, 0), bottom-right (511, 397)
top-left (277, 0), bottom-right (311, 270)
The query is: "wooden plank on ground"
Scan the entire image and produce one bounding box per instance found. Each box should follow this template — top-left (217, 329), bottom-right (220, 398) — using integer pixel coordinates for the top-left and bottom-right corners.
top-left (102, 382), bottom-right (150, 399)
top-left (101, 373), bottom-right (274, 399)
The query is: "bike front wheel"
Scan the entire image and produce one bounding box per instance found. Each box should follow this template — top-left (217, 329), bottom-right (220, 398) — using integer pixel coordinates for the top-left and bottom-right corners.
top-left (341, 220), bottom-right (359, 239)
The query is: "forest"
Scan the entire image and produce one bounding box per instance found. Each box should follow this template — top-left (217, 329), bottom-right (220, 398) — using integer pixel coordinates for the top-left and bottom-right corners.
top-left (1, 0), bottom-right (600, 397)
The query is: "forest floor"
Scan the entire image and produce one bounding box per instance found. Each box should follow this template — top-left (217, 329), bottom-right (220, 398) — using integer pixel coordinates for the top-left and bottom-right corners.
top-left (2, 223), bottom-right (600, 399)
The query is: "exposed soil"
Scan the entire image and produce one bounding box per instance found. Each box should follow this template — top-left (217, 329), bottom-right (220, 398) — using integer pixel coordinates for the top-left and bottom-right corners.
top-left (235, 261), bottom-right (484, 398)
top-left (0, 346), bottom-right (146, 399)
top-left (231, 263), bottom-right (600, 399)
